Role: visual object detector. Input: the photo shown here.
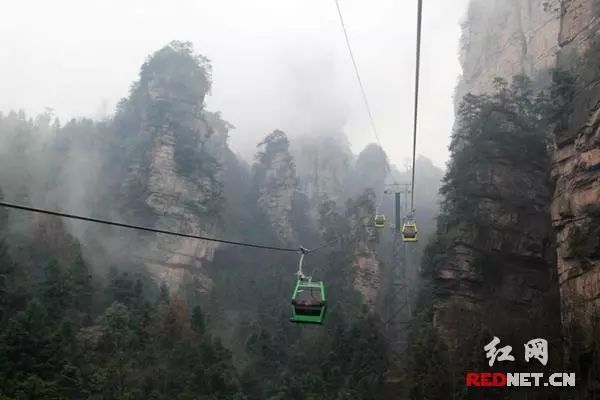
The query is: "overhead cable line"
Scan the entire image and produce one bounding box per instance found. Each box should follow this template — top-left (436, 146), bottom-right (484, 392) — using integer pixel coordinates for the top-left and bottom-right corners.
top-left (0, 201), bottom-right (301, 253)
top-left (0, 200), bottom-right (361, 256)
top-left (334, 0), bottom-right (391, 173)
top-left (306, 236), bottom-right (343, 254)
top-left (409, 0), bottom-right (423, 212)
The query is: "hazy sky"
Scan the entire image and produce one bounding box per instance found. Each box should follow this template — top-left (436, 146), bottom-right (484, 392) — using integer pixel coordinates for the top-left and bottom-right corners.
top-left (0, 0), bottom-right (469, 169)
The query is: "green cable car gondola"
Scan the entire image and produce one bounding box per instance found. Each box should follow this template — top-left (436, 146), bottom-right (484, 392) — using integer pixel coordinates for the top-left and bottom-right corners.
top-left (290, 278), bottom-right (327, 324)
top-left (290, 248), bottom-right (327, 324)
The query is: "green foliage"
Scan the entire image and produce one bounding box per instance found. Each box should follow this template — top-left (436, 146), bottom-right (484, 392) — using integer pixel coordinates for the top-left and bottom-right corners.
top-left (407, 76), bottom-right (560, 398)
top-left (319, 198), bottom-right (349, 243)
top-left (583, 32), bottom-right (600, 77)
top-left (0, 188), bottom-right (13, 324)
top-left (0, 207), bottom-right (242, 400)
top-left (347, 144), bottom-right (388, 199)
top-left (0, 37), bottom-right (445, 400)
top-left (256, 130), bottom-right (290, 166)
top-left (191, 306), bottom-right (205, 335)
top-left (567, 219), bottom-right (600, 261)
top-left (13, 375), bottom-right (65, 400)
top-left (237, 316), bottom-right (388, 400)
top-left (404, 321), bottom-right (452, 400)
top-left (420, 227), bottom-right (452, 277)
top-left (172, 129), bottom-right (224, 216)
top-left (109, 41), bottom-right (225, 221)
top-left (140, 41), bottom-right (212, 102)
top-left (69, 254), bottom-right (93, 314)
top-left (550, 20), bottom-right (600, 145)
top-left (440, 75), bottom-right (552, 232)
top-left (563, 304), bottom-right (600, 399)
top-left (202, 190), bottom-right (391, 400)
top-left (402, 314), bottom-right (515, 400)
top-left (548, 68), bottom-right (576, 143)
top-left (345, 188), bottom-right (378, 247)
top-left (290, 191), bottom-right (313, 243)
top-left (252, 130), bottom-right (296, 192)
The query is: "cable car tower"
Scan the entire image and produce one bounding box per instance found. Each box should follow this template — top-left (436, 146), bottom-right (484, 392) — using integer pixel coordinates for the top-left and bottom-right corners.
top-left (382, 183), bottom-right (413, 346)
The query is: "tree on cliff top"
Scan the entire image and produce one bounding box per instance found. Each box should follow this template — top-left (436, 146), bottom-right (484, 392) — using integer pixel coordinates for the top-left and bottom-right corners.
top-left (136, 40), bottom-right (212, 106)
top-left (253, 130), bottom-right (298, 192)
top-left (256, 130), bottom-right (293, 166)
top-left (440, 75), bottom-right (550, 226)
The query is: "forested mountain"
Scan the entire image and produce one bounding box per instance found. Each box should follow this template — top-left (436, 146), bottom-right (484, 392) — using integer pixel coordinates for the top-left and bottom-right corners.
top-left (5, 0), bottom-right (599, 397)
top-left (0, 41), bottom-right (443, 399)
top-left (404, 1), bottom-right (600, 399)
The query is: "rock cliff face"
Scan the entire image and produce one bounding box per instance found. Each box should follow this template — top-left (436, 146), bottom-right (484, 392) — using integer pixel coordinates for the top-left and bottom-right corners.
top-left (435, 0), bottom-right (600, 391)
top-left (291, 134), bottom-right (353, 212)
top-left (254, 130), bottom-right (299, 245)
top-left (456, 0), bottom-right (561, 98)
top-left (429, 80), bottom-right (561, 358)
top-left (138, 113), bottom-right (225, 292)
top-left (348, 144), bottom-right (388, 201)
top-left (550, 0), bottom-right (600, 380)
top-left (346, 189), bottom-right (381, 310)
top-left (108, 42), bottom-right (228, 291)
top-left (429, 0), bottom-right (565, 354)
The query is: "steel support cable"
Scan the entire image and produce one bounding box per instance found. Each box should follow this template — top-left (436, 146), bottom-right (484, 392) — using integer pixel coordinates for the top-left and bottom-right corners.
top-left (0, 201), bottom-right (299, 252)
top-left (0, 200), bottom-right (349, 255)
top-left (306, 236), bottom-right (344, 254)
top-left (410, 0), bottom-right (423, 212)
top-left (334, 0), bottom-right (392, 174)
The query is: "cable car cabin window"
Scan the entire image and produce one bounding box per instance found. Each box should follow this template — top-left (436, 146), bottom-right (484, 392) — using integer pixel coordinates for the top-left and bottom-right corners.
top-left (294, 306), bottom-right (323, 316)
top-left (403, 226), bottom-right (416, 236)
top-left (292, 286), bottom-right (323, 306)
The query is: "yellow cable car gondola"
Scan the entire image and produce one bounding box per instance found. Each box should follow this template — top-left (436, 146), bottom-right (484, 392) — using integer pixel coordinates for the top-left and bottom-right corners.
top-left (374, 214), bottom-right (386, 228)
top-left (401, 221), bottom-right (418, 242)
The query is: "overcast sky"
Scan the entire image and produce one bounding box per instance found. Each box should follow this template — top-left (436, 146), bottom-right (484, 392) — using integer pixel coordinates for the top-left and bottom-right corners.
top-left (0, 0), bottom-right (469, 169)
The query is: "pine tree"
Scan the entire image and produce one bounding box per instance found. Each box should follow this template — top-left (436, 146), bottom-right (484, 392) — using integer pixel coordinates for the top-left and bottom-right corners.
top-left (69, 253), bottom-right (92, 315)
top-left (40, 259), bottom-right (71, 321)
top-left (0, 187), bottom-right (13, 324)
top-left (191, 305), bottom-right (205, 335)
top-left (158, 281), bottom-right (170, 304)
